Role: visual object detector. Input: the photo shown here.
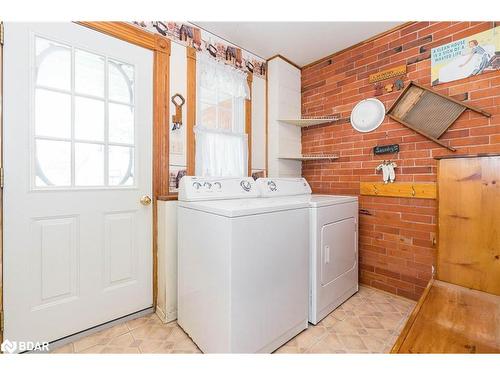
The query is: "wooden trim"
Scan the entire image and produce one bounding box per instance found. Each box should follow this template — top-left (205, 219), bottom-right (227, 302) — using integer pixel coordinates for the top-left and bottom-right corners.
top-left (153, 45), bottom-right (171, 198)
top-left (0, 21), bottom-right (4, 348)
top-left (246, 73), bottom-right (253, 176)
top-left (434, 152), bottom-right (500, 160)
top-left (152, 43), bottom-right (171, 308)
top-left (360, 182), bottom-right (437, 199)
top-left (186, 47), bottom-right (196, 176)
top-left (391, 278), bottom-right (434, 353)
top-left (387, 113), bottom-right (456, 152)
top-left (385, 80), bottom-right (414, 114)
top-left (78, 22), bottom-right (171, 311)
top-left (265, 64), bottom-right (269, 175)
top-left (302, 22), bottom-right (416, 70)
top-left (77, 22), bottom-right (158, 50)
top-left (266, 54), bottom-right (301, 70)
top-left (157, 194), bottom-right (179, 201)
top-left (410, 81), bottom-right (491, 117)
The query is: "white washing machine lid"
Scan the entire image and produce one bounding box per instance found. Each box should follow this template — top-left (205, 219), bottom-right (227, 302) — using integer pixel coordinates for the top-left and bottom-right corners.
top-left (261, 194), bottom-right (357, 208)
top-left (177, 197), bottom-right (309, 218)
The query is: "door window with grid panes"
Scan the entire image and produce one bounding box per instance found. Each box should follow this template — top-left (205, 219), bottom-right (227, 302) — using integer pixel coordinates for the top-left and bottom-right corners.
top-left (33, 36), bottom-right (136, 188)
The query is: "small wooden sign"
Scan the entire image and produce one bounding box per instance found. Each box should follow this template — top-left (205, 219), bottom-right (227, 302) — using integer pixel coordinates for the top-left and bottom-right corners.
top-left (374, 144), bottom-right (400, 155)
top-left (369, 65), bottom-right (407, 83)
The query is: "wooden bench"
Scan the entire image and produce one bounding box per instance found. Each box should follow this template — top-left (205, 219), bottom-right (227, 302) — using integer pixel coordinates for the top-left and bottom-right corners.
top-left (392, 155), bottom-right (500, 354)
top-left (391, 279), bottom-right (500, 353)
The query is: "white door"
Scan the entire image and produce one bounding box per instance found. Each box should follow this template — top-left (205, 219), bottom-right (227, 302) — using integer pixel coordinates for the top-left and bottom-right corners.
top-left (3, 22), bottom-right (153, 347)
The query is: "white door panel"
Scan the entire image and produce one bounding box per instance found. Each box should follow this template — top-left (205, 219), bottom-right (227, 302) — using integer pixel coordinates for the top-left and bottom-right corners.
top-left (320, 218), bottom-right (357, 286)
top-left (3, 22), bottom-right (153, 347)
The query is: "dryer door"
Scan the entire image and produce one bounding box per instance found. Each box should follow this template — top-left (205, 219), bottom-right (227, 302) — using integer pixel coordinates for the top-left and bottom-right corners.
top-left (320, 218), bottom-right (357, 286)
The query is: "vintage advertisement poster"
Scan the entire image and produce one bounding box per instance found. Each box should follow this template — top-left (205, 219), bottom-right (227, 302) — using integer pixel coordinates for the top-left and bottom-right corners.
top-left (431, 26), bottom-right (500, 85)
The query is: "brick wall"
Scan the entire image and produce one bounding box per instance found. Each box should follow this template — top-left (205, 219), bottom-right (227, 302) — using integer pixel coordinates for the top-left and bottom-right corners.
top-left (301, 21), bottom-right (500, 300)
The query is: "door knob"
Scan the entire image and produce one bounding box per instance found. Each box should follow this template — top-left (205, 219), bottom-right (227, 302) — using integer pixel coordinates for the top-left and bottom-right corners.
top-left (140, 195), bottom-right (152, 206)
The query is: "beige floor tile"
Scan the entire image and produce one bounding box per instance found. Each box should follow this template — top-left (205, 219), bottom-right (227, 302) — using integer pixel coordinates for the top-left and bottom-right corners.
top-left (130, 323), bottom-right (174, 341)
top-left (338, 334), bottom-right (369, 352)
top-left (79, 345), bottom-right (140, 354)
top-left (373, 302), bottom-right (399, 313)
top-left (317, 314), bottom-right (339, 328)
top-left (291, 324), bottom-right (328, 351)
top-left (359, 316), bottom-right (384, 329)
top-left (166, 325), bottom-right (190, 342)
top-left (72, 323), bottom-right (129, 352)
top-left (360, 335), bottom-right (387, 353)
top-left (363, 328), bottom-right (394, 342)
top-left (107, 332), bottom-right (139, 348)
top-left (171, 349), bottom-right (202, 354)
top-left (171, 337), bottom-right (201, 353)
top-left (53, 285), bottom-right (415, 355)
top-left (307, 333), bottom-right (346, 353)
top-left (126, 314), bottom-right (161, 331)
top-left (137, 339), bottom-right (175, 354)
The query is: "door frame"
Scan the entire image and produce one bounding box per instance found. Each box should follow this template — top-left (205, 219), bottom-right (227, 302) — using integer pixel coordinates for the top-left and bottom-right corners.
top-left (0, 21), bottom-right (171, 348)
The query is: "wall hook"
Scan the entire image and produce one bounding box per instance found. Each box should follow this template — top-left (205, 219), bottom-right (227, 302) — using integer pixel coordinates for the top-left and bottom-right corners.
top-left (171, 93), bottom-right (185, 131)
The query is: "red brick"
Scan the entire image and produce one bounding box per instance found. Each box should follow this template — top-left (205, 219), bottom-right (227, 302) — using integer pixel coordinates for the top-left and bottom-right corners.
top-left (301, 22), bottom-right (499, 300)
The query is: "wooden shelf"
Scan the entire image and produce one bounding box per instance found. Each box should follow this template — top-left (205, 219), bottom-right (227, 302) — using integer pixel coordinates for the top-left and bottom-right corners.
top-left (157, 194), bottom-right (178, 201)
top-left (278, 154), bottom-right (339, 161)
top-left (278, 117), bottom-right (339, 127)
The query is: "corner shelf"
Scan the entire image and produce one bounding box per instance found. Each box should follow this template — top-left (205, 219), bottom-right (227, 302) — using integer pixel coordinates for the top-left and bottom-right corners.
top-left (278, 154), bottom-right (339, 161)
top-left (278, 116), bottom-right (340, 128)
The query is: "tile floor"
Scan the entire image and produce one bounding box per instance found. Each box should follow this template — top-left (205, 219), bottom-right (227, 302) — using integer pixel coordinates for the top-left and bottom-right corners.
top-left (51, 286), bottom-right (415, 354)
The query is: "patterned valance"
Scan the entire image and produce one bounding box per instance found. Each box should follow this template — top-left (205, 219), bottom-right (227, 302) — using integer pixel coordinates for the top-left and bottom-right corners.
top-left (131, 21), bottom-right (267, 79)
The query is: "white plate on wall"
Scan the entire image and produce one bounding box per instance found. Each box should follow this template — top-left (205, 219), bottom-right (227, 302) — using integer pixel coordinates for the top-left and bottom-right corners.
top-left (350, 98), bottom-right (386, 132)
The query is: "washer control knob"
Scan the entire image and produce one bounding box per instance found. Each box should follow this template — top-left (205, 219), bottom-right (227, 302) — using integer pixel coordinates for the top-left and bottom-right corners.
top-left (193, 182), bottom-right (202, 189)
top-left (240, 180), bottom-right (251, 192)
top-left (214, 182), bottom-right (222, 189)
top-left (203, 182), bottom-right (212, 189)
top-left (268, 180), bottom-right (277, 191)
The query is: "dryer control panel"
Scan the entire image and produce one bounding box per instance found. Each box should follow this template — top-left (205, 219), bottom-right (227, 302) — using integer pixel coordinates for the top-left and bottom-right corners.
top-left (256, 178), bottom-right (312, 197)
top-left (178, 176), bottom-right (260, 201)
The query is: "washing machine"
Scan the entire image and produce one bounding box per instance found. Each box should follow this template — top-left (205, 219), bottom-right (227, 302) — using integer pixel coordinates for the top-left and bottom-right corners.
top-left (177, 176), bottom-right (309, 353)
top-left (256, 178), bottom-right (359, 325)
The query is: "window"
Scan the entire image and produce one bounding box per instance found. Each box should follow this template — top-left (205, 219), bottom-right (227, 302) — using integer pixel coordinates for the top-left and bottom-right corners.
top-left (195, 54), bottom-right (250, 177)
top-left (33, 36), bottom-right (136, 188)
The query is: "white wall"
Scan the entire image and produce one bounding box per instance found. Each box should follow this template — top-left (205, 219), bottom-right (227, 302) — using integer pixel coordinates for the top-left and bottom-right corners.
top-left (156, 201), bottom-right (179, 322)
top-left (169, 42), bottom-right (188, 172)
top-left (267, 57), bottom-right (302, 177)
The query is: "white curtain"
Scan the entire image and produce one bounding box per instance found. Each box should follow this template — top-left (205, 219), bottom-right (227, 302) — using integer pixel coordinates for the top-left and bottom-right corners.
top-left (197, 53), bottom-right (250, 100)
top-left (194, 127), bottom-right (248, 177)
top-left (195, 53), bottom-right (250, 177)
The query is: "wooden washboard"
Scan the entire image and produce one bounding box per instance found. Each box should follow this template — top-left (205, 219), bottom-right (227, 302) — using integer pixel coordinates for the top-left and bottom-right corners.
top-left (387, 81), bottom-right (491, 151)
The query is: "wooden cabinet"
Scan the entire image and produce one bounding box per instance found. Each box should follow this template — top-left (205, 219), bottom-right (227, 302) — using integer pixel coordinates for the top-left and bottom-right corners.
top-left (392, 154), bottom-right (500, 353)
top-left (437, 155), bottom-right (500, 295)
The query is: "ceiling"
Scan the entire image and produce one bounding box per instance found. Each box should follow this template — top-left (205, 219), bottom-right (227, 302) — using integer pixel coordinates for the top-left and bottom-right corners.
top-left (193, 22), bottom-right (404, 67)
